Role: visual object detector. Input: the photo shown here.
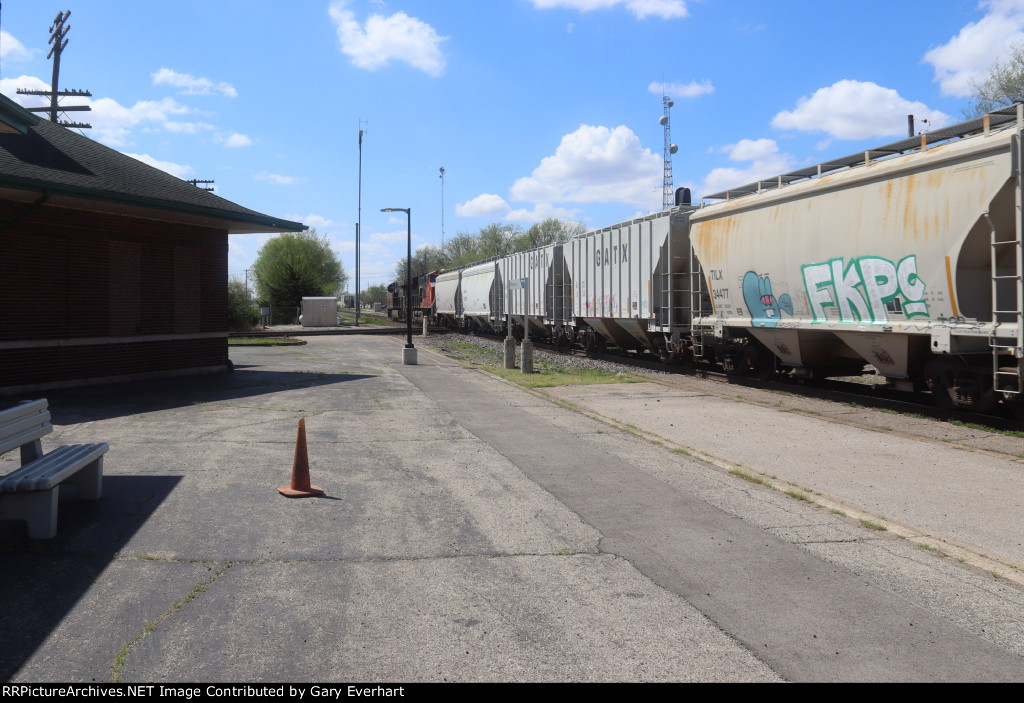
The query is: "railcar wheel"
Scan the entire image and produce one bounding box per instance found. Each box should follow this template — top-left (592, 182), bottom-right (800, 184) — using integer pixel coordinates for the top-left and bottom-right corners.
top-left (923, 359), bottom-right (957, 410)
top-left (651, 336), bottom-right (669, 363)
top-left (743, 343), bottom-right (777, 381)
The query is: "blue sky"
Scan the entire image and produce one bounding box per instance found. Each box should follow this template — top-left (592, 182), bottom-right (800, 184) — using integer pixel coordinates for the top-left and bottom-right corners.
top-left (0, 0), bottom-right (1020, 287)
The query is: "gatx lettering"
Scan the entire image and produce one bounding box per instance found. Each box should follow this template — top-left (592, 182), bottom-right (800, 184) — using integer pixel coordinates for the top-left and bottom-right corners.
top-left (596, 243), bottom-right (627, 266)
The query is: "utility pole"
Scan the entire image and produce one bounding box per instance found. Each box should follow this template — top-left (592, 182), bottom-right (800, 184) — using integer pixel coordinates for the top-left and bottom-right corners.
top-left (187, 179), bottom-right (215, 191)
top-left (17, 10), bottom-right (92, 129)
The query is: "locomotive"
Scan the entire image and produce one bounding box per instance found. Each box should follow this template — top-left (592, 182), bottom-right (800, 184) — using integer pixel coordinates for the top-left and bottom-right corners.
top-left (416, 104), bottom-right (1024, 413)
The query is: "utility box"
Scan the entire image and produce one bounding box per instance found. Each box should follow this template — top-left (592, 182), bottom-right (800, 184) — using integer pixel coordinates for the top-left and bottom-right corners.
top-left (300, 297), bottom-right (338, 327)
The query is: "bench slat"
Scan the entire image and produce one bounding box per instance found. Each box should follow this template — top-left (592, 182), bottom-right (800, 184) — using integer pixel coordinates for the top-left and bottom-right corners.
top-left (0, 443), bottom-right (108, 492)
top-left (0, 412), bottom-right (53, 456)
top-left (0, 399), bottom-right (48, 424)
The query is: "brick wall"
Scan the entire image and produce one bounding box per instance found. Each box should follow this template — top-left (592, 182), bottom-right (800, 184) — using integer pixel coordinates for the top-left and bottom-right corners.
top-left (0, 201), bottom-right (229, 389)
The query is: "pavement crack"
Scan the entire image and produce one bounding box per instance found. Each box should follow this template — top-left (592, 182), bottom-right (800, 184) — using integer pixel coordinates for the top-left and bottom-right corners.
top-left (110, 562), bottom-right (233, 683)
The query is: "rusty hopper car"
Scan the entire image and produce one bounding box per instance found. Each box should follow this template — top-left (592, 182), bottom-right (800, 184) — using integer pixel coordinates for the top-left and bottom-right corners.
top-left (688, 105), bottom-right (1024, 412)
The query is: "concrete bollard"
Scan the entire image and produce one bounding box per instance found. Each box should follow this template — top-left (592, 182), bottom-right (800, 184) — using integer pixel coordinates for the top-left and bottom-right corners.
top-left (521, 340), bottom-right (534, 374)
top-left (504, 337), bottom-right (516, 369)
top-left (422, 316), bottom-right (429, 337)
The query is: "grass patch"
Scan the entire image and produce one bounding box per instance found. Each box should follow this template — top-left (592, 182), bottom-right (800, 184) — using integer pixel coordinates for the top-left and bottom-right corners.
top-left (228, 337), bottom-right (304, 346)
top-left (338, 314), bottom-right (390, 327)
top-left (859, 519), bottom-right (887, 531)
top-left (729, 468), bottom-right (773, 489)
top-left (948, 420), bottom-right (1024, 438)
top-left (491, 365), bottom-right (642, 389)
top-left (784, 490), bottom-right (813, 503)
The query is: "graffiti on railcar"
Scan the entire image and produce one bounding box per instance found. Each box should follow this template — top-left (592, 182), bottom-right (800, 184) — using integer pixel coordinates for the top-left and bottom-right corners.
top-left (742, 271), bottom-right (794, 328)
top-left (801, 255), bottom-right (928, 324)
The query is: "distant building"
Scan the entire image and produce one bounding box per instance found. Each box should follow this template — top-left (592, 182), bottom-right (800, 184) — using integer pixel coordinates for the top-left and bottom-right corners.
top-left (0, 93), bottom-right (303, 394)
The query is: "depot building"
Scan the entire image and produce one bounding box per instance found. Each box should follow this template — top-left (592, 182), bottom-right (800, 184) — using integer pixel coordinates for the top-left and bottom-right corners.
top-left (0, 93), bottom-right (302, 394)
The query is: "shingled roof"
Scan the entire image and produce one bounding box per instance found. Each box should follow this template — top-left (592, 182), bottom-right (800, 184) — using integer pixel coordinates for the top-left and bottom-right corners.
top-left (0, 92), bottom-right (304, 234)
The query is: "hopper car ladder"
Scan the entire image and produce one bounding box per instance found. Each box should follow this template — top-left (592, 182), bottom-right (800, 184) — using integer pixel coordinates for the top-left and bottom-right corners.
top-left (657, 236), bottom-right (689, 349)
top-left (989, 106), bottom-right (1024, 395)
top-left (688, 245), bottom-right (707, 359)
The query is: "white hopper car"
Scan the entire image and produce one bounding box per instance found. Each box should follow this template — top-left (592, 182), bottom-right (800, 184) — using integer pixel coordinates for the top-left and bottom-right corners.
top-left (429, 105), bottom-right (1024, 412)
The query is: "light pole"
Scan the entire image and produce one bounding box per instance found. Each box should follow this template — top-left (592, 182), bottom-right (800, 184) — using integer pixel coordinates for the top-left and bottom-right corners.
top-left (381, 207), bottom-right (416, 365)
top-left (356, 128), bottom-right (363, 326)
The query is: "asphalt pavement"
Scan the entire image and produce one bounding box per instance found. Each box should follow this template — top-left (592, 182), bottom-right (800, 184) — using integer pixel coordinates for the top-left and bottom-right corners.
top-left (1, 335), bottom-right (1022, 682)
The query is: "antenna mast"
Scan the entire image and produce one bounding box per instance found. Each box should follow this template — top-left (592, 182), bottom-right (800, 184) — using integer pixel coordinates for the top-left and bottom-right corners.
top-left (659, 94), bottom-right (678, 210)
top-left (439, 166), bottom-right (446, 247)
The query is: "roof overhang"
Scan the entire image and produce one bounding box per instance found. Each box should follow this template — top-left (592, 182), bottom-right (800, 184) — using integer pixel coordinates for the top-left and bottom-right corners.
top-left (0, 176), bottom-right (305, 234)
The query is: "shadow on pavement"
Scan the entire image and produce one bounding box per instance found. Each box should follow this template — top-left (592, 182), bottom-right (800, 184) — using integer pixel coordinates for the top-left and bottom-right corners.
top-left (1, 369), bottom-right (377, 425)
top-left (0, 474), bottom-right (182, 680)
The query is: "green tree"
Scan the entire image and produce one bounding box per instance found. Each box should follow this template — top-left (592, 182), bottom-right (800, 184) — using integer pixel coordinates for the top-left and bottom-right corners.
top-left (252, 229), bottom-right (347, 308)
top-left (393, 244), bottom-right (451, 282)
top-left (512, 218), bottom-right (587, 250)
top-left (361, 283), bottom-right (388, 305)
top-left (443, 232), bottom-right (484, 268)
top-left (227, 278), bottom-right (259, 331)
top-left (966, 43), bottom-right (1024, 117)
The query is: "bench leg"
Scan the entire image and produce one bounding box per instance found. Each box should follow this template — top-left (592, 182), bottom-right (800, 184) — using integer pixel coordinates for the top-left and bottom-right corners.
top-left (0, 487), bottom-right (59, 539)
top-left (66, 456), bottom-right (104, 500)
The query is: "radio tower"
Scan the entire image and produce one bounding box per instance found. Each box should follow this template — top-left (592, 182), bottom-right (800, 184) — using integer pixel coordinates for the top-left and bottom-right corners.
top-left (659, 95), bottom-right (678, 210)
top-left (17, 10), bottom-right (92, 129)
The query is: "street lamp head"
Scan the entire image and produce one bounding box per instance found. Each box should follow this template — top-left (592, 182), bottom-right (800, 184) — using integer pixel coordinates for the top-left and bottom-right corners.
top-left (381, 207), bottom-right (410, 214)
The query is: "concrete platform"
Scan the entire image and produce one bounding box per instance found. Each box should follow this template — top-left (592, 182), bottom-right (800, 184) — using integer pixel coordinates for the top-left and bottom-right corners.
top-left (1, 336), bottom-right (1022, 682)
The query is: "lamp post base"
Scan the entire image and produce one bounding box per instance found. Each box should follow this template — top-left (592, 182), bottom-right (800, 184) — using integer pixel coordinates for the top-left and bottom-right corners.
top-left (403, 347), bottom-right (418, 365)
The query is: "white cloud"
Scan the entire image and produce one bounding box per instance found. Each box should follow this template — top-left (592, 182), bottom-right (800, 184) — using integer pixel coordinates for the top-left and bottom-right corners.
top-left (284, 214), bottom-right (336, 230)
top-left (505, 203), bottom-right (583, 223)
top-left (455, 193), bottom-right (510, 217)
top-left (722, 138), bottom-right (779, 161)
top-left (87, 96), bottom-right (193, 147)
top-left (164, 121), bottom-right (215, 134)
top-left (648, 80), bottom-right (714, 98)
top-left (221, 132), bottom-right (253, 148)
top-left (1, 31), bottom-right (34, 62)
top-left (370, 230), bottom-right (411, 245)
top-left (510, 125), bottom-right (662, 210)
top-left (328, 1), bottom-right (448, 77)
top-left (771, 80), bottom-right (950, 140)
top-left (254, 172), bottom-right (300, 185)
top-left (151, 68), bottom-right (238, 98)
top-left (124, 153), bottom-right (194, 179)
top-left (702, 138), bottom-right (796, 195)
top-left (1, 76), bottom-right (50, 110)
top-left (924, 0), bottom-right (1024, 97)
top-left (529, 0), bottom-right (688, 20)
top-left (5, 75), bottom-right (254, 150)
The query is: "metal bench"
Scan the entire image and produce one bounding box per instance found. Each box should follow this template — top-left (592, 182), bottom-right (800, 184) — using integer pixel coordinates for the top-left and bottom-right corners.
top-left (0, 399), bottom-right (108, 538)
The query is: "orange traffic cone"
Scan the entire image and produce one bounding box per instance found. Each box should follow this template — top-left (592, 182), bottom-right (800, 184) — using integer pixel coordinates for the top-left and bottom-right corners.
top-left (278, 418), bottom-right (324, 498)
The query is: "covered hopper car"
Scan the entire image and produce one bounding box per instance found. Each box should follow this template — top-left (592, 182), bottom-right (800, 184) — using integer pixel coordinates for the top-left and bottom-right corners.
top-left (399, 104), bottom-right (1024, 413)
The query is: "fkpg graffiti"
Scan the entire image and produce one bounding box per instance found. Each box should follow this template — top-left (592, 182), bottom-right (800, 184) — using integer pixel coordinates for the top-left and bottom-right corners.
top-left (801, 255), bottom-right (927, 323)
